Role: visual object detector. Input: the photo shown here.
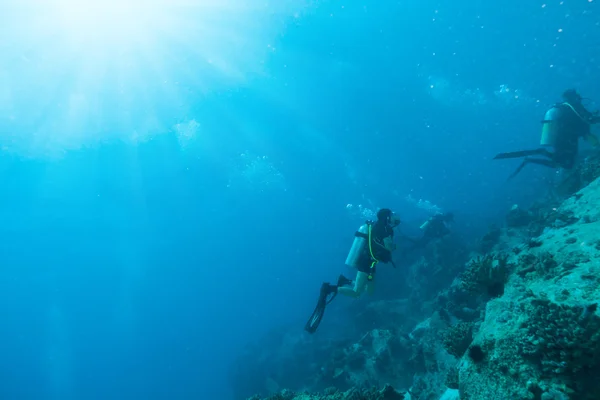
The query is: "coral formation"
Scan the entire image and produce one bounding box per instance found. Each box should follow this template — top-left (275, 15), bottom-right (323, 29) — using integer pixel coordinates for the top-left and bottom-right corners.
top-left (520, 297), bottom-right (600, 388)
top-left (444, 367), bottom-right (459, 390)
top-left (441, 322), bottom-right (473, 358)
top-left (458, 253), bottom-right (511, 299)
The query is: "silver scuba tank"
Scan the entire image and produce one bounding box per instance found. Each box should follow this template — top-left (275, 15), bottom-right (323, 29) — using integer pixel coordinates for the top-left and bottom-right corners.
top-left (541, 106), bottom-right (563, 147)
top-left (345, 224), bottom-right (369, 268)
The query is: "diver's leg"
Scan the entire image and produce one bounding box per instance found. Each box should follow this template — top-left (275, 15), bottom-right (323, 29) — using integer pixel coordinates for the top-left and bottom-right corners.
top-left (538, 148), bottom-right (555, 159)
top-left (508, 157), bottom-right (558, 180)
top-left (525, 157), bottom-right (558, 168)
top-left (553, 148), bottom-right (576, 170)
top-left (494, 148), bottom-right (550, 160)
top-left (354, 271), bottom-right (369, 295)
top-left (337, 283), bottom-right (359, 298)
top-left (337, 271), bottom-right (369, 298)
top-left (366, 278), bottom-right (375, 296)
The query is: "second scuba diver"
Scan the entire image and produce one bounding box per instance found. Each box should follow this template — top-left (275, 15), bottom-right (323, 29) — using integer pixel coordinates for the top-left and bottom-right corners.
top-left (405, 212), bottom-right (454, 252)
top-left (304, 208), bottom-right (400, 334)
top-left (494, 89), bottom-right (600, 179)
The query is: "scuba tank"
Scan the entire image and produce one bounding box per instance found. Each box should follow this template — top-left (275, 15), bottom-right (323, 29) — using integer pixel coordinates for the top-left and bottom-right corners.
top-left (541, 106), bottom-right (563, 146)
top-left (345, 224), bottom-right (369, 268)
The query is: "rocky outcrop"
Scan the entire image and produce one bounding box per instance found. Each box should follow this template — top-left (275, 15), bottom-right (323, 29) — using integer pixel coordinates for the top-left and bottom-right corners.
top-left (555, 152), bottom-right (600, 197)
top-left (458, 178), bottom-right (600, 400)
top-left (230, 328), bottom-right (355, 399)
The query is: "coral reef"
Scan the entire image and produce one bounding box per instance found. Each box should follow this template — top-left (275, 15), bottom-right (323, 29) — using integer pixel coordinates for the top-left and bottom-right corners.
top-left (520, 297), bottom-right (600, 380)
top-left (248, 385), bottom-right (406, 400)
top-left (441, 322), bottom-right (473, 358)
top-left (479, 226), bottom-right (502, 253)
top-left (444, 367), bottom-right (459, 390)
top-left (458, 178), bottom-right (600, 400)
top-left (235, 175), bottom-right (600, 400)
top-left (313, 329), bottom-right (411, 391)
top-left (458, 253), bottom-right (511, 299)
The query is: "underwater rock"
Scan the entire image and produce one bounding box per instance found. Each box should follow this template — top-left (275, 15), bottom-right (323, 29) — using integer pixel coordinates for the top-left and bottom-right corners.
top-left (230, 327), bottom-right (352, 399)
top-left (247, 384), bottom-right (407, 400)
top-left (459, 177), bottom-right (600, 400)
top-left (555, 153), bottom-right (600, 197)
top-left (559, 176), bottom-right (600, 224)
top-left (402, 313), bottom-right (458, 400)
top-left (438, 388), bottom-right (460, 400)
top-left (506, 204), bottom-right (534, 228)
top-left (356, 299), bottom-right (415, 332)
top-left (480, 226), bottom-right (502, 253)
top-left (313, 328), bottom-right (413, 392)
top-left (378, 384), bottom-right (406, 400)
top-left (404, 236), bottom-right (470, 316)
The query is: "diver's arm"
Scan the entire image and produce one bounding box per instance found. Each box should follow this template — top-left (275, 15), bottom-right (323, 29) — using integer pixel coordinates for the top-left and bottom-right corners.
top-left (383, 236), bottom-right (397, 252)
top-left (584, 107), bottom-right (600, 123)
top-left (373, 236), bottom-right (396, 252)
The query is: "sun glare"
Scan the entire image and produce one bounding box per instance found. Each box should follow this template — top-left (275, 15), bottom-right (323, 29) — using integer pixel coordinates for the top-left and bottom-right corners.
top-left (49, 0), bottom-right (176, 49)
top-left (54, 0), bottom-right (147, 45)
top-left (0, 0), bottom-right (310, 156)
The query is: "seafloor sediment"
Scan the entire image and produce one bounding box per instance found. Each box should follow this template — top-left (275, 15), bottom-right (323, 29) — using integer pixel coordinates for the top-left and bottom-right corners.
top-left (237, 161), bottom-right (600, 400)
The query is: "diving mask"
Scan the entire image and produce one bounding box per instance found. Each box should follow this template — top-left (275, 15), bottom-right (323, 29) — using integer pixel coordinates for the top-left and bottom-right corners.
top-left (390, 214), bottom-right (401, 228)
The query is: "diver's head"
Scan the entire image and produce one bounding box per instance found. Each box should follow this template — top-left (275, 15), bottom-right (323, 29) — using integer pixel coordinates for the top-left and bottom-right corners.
top-left (443, 212), bottom-right (454, 222)
top-left (562, 89), bottom-right (583, 105)
top-left (377, 208), bottom-right (401, 227)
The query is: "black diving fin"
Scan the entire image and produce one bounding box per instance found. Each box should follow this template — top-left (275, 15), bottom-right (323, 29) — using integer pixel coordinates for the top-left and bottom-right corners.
top-left (304, 283), bottom-right (337, 334)
top-left (507, 159), bottom-right (530, 180)
top-left (493, 148), bottom-right (548, 160)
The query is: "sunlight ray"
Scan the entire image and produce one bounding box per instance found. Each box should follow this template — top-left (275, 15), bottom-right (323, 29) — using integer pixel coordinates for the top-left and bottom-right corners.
top-left (0, 0), bottom-right (312, 155)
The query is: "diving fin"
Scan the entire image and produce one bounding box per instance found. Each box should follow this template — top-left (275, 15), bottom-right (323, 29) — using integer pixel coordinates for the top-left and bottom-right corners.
top-left (493, 149), bottom-right (547, 160)
top-left (507, 158), bottom-right (530, 180)
top-left (304, 283), bottom-right (337, 334)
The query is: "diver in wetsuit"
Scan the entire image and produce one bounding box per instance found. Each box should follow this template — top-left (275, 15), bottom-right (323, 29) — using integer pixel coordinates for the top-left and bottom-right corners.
top-left (304, 208), bottom-right (400, 334)
top-left (406, 212), bottom-right (453, 252)
top-left (494, 89), bottom-right (600, 179)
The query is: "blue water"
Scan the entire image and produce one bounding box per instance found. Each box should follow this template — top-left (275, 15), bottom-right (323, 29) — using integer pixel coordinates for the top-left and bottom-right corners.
top-left (0, 0), bottom-right (598, 399)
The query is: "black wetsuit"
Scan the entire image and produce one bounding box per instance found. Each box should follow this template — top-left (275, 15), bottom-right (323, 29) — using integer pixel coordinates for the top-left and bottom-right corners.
top-left (551, 102), bottom-right (596, 169)
top-left (354, 220), bottom-right (394, 274)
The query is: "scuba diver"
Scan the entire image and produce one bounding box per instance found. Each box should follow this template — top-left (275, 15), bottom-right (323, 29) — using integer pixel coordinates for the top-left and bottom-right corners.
top-left (304, 208), bottom-right (400, 334)
top-left (405, 212), bottom-right (453, 252)
top-left (493, 89), bottom-right (600, 179)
